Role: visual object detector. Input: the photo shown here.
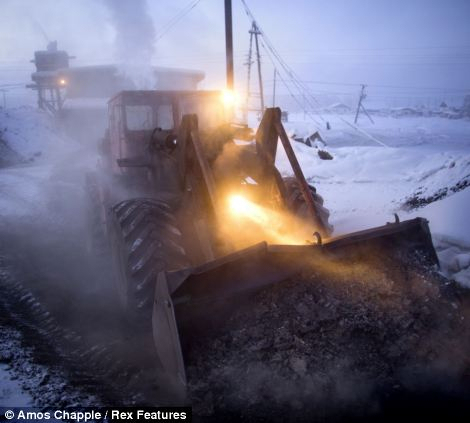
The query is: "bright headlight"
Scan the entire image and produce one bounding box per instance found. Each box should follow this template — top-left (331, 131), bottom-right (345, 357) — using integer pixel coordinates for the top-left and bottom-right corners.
top-left (229, 195), bottom-right (250, 215)
top-left (221, 89), bottom-right (237, 107)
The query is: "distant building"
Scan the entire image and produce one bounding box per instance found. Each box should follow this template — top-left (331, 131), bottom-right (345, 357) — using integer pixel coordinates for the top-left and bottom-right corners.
top-left (326, 102), bottom-right (351, 114)
top-left (28, 42), bottom-right (204, 108)
top-left (27, 41), bottom-right (74, 113)
top-left (57, 65), bottom-right (205, 99)
top-left (57, 65), bottom-right (205, 142)
top-left (390, 107), bottom-right (422, 118)
top-left (28, 43), bottom-right (206, 142)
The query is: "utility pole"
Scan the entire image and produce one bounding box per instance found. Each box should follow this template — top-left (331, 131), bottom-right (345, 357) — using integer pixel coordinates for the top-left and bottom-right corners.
top-left (354, 84), bottom-right (366, 124)
top-left (354, 84), bottom-right (374, 124)
top-left (243, 24), bottom-right (254, 122)
top-left (252, 22), bottom-right (264, 113)
top-left (224, 0), bottom-right (234, 91)
top-left (244, 21), bottom-right (265, 120)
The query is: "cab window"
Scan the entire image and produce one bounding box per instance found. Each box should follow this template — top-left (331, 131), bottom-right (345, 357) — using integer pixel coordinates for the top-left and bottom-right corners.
top-left (156, 104), bottom-right (174, 130)
top-left (125, 105), bottom-right (153, 130)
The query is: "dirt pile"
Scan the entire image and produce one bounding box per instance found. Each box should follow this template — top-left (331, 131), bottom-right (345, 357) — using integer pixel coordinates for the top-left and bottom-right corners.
top-left (187, 257), bottom-right (470, 421)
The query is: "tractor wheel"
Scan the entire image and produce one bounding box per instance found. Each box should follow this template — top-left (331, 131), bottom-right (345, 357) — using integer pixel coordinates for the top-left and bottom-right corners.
top-left (109, 198), bottom-right (188, 324)
top-left (283, 177), bottom-right (333, 237)
top-left (84, 172), bottom-right (108, 256)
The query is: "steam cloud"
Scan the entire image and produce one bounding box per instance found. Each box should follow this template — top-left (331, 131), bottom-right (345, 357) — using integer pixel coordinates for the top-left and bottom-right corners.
top-left (103, 0), bottom-right (157, 88)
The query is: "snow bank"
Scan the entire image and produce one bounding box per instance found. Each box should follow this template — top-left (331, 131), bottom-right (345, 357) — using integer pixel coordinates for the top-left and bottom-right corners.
top-left (275, 117), bottom-right (470, 288)
top-left (0, 107), bottom-right (73, 164)
top-left (0, 107), bottom-right (95, 236)
top-left (285, 113), bottom-right (470, 149)
top-left (408, 189), bottom-right (470, 287)
top-left (0, 364), bottom-right (32, 406)
top-left (276, 141), bottom-right (470, 225)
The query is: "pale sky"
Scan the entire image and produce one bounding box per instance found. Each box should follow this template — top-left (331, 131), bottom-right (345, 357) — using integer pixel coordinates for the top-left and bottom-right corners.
top-left (1, 0), bottom-right (469, 104)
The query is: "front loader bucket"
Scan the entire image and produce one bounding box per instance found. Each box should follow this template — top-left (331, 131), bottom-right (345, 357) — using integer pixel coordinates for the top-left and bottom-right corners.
top-left (152, 217), bottom-right (438, 389)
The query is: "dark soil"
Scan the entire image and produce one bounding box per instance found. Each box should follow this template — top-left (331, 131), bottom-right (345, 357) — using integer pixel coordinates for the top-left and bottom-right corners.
top-left (186, 255), bottom-right (470, 422)
top-left (402, 177), bottom-right (470, 210)
top-left (2, 221), bottom-right (469, 422)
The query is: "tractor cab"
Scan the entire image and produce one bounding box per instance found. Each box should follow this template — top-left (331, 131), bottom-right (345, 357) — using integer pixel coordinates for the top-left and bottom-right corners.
top-left (106, 90), bottom-right (231, 174)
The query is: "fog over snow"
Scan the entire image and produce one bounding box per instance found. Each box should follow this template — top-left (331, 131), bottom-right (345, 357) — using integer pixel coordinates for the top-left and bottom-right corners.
top-left (0, 0), bottom-right (469, 101)
top-left (1, 0), bottom-right (470, 282)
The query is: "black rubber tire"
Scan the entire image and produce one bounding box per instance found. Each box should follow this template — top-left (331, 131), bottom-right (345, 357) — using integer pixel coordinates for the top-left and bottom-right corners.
top-left (109, 198), bottom-right (188, 323)
top-left (283, 177), bottom-right (333, 237)
top-left (84, 172), bottom-right (108, 256)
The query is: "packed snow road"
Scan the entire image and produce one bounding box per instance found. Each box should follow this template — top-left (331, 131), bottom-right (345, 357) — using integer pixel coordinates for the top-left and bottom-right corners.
top-left (0, 226), bottom-right (180, 408)
top-left (0, 108), bottom-right (178, 408)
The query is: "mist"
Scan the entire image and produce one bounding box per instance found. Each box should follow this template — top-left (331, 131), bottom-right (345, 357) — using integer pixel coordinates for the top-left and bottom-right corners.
top-left (102, 0), bottom-right (157, 88)
top-left (1, 0), bottom-right (469, 106)
top-left (0, 0), bottom-right (470, 419)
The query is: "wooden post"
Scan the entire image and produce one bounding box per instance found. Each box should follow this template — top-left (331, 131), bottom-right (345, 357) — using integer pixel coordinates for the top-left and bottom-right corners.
top-left (253, 22), bottom-right (264, 113)
top-left (244, 26), bottom-right (254, 122)
top-left (224, 0), bottom-right (234, 91)
top-left (273, 110), bottom-right (325, 234)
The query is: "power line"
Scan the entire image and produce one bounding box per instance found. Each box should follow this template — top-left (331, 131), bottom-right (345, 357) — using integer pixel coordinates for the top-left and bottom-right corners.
top-left (287, 61), bottom-right (470, 66)
top-left (258, 36), bottom-right (322, 126)
top-left (239, 0), bottom-right (327, 123)
top-left (260, 37), bottom-right (326, 121)
top-left (238, 1), bottom-right (396, 146)
top-left (154, 0), bottom-right (203, 43)
top-left (269, 53), bottom-right (322, 126)
top-left (261, 40), bottom-right (323, 126)
top-left (274, 45), bottom-right (470, 53)
top-left (156, 0), bottom-right (201, 37)
top-left (0, 83), bottom-right (25, 88)
top-left (0, 68), bottom-right (31, 72)
top-left (271, 53), bottom-right (470, 60)
top-left (277, 80), bottom-right (470, 92)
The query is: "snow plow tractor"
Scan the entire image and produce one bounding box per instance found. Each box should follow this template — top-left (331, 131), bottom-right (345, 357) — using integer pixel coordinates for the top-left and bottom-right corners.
top-left (86, 89), bottom-right (439, 391)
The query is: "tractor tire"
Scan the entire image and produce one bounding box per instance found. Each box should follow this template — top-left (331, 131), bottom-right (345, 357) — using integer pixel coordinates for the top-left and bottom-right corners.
top-left (109, 198), bottom-right (188, 324)
top-left (283, 177), bottom-right (333, 237)
top-left (84, 172), bottom-right (108, 256)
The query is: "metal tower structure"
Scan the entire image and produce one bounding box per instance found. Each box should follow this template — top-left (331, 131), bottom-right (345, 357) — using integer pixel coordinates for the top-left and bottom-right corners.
top-left (27, 41), bottom-right (74, 115)
top-left (243, 21), bottom-right (265, 121)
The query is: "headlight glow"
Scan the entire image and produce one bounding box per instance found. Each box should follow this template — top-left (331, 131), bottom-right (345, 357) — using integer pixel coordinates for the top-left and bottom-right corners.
top-left (221, 89), bottom-right (237, 107)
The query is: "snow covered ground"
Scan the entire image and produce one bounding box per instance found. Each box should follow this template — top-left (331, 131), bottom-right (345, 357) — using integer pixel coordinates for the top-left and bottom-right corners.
top-left (0, 107), bottom-right (95, 227)
top-left (1, 106), bottom-right (470, 290)
top-left (0, 364), bottom-right (32, 406)
top-left (276, 113), bottom-right (470, 287)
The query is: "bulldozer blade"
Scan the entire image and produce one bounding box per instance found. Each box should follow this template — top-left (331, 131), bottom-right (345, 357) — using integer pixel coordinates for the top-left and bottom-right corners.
top-left (152, 217), bottom-right (438, 388)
